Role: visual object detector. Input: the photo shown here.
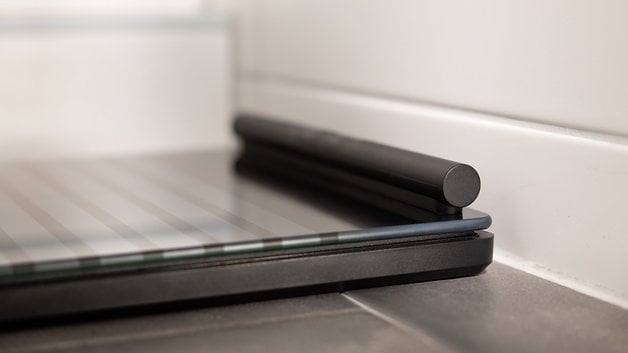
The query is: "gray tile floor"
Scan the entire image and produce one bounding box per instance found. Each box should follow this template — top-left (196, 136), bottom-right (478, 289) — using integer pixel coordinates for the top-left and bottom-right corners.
top-left (2, 263), bottom-right (627, 353)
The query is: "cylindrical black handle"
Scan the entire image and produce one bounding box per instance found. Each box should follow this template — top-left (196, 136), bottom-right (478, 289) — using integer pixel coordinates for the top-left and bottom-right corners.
top-left (234, 115), bottom-right (481, 208)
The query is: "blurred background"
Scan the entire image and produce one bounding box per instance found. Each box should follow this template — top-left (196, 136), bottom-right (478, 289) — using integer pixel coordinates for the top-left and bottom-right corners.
top-left (0, 0), bottom-right (232, 161)
top-left (1, 0), bottom-right (627, 308)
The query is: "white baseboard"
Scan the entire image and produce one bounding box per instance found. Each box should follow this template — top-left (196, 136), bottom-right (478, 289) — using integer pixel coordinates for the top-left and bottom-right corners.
top-left (238, 75), bottom-right (628, 308)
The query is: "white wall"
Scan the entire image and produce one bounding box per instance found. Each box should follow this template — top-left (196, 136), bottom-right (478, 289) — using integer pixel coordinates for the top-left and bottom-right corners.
top-left (0, 1), bottom-right (233, 161)
top-left (234, 0), bottom-right (628, 307)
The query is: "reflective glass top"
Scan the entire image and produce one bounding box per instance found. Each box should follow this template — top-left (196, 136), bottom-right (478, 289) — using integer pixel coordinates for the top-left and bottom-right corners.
top-left (0, 150), bottom-right (489, 281)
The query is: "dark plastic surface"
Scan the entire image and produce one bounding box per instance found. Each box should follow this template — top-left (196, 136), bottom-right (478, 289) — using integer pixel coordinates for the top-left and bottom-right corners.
top-left (235, 115), bottom-right (481, 207)
top-left (0, 231), bottom-right (492, 323)
top-left (0, 132), bottom-right (492, 322)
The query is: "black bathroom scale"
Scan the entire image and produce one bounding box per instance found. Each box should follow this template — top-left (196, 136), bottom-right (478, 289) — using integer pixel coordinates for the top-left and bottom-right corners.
top-left (0, 115), bottom-right (493, 323)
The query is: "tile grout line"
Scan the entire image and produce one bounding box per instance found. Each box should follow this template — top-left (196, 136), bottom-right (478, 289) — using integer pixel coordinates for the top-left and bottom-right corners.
top-left (341, 293), bottom-right (456, 353)
top-left (3, 307), bottom-right (363, 353)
